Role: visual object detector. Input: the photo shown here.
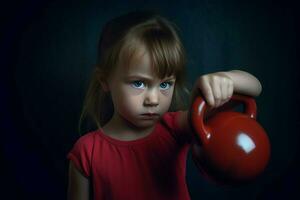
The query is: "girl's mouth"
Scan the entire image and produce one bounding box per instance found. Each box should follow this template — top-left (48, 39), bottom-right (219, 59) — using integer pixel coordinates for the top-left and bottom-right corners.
top-left (141, 113), bottom-right (159, 116)
top-left (140, 113), bottom-right (160, 119)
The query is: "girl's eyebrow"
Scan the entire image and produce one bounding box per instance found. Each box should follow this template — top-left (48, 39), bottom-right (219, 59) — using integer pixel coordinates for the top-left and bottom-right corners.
top-left (126, 75), bottom-right (176, 81)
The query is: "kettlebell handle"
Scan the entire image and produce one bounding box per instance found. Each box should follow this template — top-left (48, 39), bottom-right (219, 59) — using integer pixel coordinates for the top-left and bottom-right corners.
top-left (191, 94), bottom-right (257, 145)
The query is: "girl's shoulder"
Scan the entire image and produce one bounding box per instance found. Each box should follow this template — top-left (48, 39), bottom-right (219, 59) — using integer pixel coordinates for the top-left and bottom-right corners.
top-left (160, 111), bottom-right (182, 129)
top-left (72, 130), bottom-right (99, 148)
top-left (67, 130), bottom-right (99, 177)
top-left (160, 111), bottom-right (192, 144)
top-left (68, 130), bottom-right (100, 157)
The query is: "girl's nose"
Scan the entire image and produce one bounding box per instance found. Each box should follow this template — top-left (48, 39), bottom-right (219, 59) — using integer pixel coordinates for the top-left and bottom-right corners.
top-left (144, 89), bottom-right (159, 107)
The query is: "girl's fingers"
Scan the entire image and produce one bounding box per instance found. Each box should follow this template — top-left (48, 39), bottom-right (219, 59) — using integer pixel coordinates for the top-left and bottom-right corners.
top-left (199, 77), bottom-right (214, 107)
top-left (228, 80), bottom-right (234, 99)
top-left (211, 77), bottom-right (222, 107)
top-left (213, 76), bottom-right (234, 107)
top-left (197, 74), bottom-right (234, 108)
top-left (220, 77), bottom-right (228, 104)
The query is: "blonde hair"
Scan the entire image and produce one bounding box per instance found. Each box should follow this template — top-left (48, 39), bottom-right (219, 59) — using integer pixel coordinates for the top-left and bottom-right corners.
top-left (78, 10), bottom-right (190, 134)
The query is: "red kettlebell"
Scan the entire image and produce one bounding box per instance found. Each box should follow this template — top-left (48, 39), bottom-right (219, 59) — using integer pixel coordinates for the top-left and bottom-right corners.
top-left (190, 94), bottom-right (270, 185)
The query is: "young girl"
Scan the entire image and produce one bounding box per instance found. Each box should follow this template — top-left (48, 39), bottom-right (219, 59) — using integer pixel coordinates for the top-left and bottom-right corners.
top-left (67, 10), bottom-right (262, 200)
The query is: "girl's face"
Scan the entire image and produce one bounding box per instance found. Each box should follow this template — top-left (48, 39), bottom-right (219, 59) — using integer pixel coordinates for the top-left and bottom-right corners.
top-left (106, 49), bottom-right (176, 130)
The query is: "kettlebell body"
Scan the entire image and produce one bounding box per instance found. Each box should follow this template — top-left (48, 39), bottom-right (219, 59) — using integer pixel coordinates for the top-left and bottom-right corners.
top-left (191, 94), bottom-right (270, 185)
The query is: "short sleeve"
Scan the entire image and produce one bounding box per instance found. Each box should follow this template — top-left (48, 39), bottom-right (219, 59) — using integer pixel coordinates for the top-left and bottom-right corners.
top-left (67, 132), bottom-right (95, 177)
top-left (160, 111), bottom-right (192, 144)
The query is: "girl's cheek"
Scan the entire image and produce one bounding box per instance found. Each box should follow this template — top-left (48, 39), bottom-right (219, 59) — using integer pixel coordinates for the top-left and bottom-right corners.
top-left (161, 88), bottom-right (173, 96)
top-left (123, 85), bottom-right (144, 96)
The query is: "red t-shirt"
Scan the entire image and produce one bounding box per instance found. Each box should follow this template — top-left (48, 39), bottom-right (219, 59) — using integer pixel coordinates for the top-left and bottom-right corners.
top-left (67, 111), bottom-right (194, 200)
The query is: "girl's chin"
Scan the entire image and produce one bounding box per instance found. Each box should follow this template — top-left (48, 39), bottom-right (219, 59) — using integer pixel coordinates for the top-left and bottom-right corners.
top-left (132, 119), bottom-right (159, 129)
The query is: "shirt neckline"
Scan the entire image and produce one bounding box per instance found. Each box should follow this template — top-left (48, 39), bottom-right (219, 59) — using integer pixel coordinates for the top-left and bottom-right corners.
top-left (96, 123), bottom-right (159, 146)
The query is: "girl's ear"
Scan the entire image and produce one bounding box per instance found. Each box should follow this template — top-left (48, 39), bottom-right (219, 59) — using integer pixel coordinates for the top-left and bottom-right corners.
top-left (95, 67), bottom-right (110, 92)
top-left (100, 80), bottom-right (109, 92)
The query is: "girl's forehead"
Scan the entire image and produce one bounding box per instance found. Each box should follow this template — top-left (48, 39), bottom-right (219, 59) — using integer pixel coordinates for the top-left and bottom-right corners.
top-left (120, 51), bottom-right (175, 80)
top-left (116, 48), bottom-right (151, 74)
top-left (115, 42), bottom-right (178, 80)
top-left (125, 51), bottom-right (152, 74)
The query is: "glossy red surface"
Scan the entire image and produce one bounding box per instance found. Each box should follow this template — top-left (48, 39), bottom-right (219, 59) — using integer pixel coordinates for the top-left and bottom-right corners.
top-left (191, 94), bottom-right (270, 185)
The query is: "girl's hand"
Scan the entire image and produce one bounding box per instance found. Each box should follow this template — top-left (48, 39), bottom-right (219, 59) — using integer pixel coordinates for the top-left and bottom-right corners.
top-left (193, 72), bottom-right (234, 108)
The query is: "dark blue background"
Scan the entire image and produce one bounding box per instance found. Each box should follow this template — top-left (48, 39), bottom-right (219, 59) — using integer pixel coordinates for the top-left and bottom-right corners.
top-left (1, 0), bottom-right (299, 199)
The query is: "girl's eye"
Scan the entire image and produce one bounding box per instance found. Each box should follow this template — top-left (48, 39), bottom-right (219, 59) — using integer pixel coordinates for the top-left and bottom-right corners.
top-left (131, 81), bottom-right (145, 89)
top-left (160, 82), bottom-right (173, 90)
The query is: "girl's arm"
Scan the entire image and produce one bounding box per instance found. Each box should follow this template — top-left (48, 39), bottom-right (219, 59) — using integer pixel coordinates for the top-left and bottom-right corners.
top-left (67, 161), bottom-right (90, 200)
top-left (176, 70), bottom-right (262, 133)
